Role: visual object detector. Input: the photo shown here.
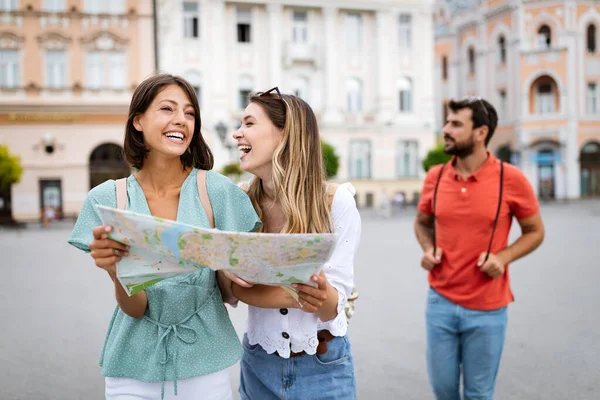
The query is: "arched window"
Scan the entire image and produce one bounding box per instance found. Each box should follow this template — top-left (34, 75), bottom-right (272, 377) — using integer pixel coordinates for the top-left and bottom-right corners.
top-left (397, 77), bottom-right (413, 113)
top-left (537, 25), bottom-right (551, 49)
top-left (531, 76), bottom-right (558, 114)
top-left (346, 78), bottom-right (362, 113)
top-left (587, 24), bottom-right (597, 53)
top-left (468, 46), bottom-right (475, 74)
top-left (498, 35), bottom-right (506, 64)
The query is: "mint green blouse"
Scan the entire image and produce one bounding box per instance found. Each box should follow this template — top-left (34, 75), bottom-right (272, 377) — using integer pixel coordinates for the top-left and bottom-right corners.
top-left (68, 169), bottom-right (261, 390)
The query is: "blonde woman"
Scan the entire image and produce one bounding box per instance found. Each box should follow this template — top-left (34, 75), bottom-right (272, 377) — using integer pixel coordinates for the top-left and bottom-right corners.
top-left (224, 88), bottom-right (361, 399)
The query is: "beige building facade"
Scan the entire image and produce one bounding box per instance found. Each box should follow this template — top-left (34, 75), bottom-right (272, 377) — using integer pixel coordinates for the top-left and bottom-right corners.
top-left (0, 0), bottom-right (155, 221)
top-left (433, 0), bottom-right (600, 200)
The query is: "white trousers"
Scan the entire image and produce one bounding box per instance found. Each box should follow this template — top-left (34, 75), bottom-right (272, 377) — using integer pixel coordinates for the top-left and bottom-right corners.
top-left (105, 369), bottom-right (233, 400)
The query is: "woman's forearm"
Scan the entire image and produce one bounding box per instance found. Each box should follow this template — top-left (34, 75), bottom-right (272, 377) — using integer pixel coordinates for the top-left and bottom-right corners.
top-left (232, 284), bottom-right (299, 309)
top-left (109, 272), bottom-right (148, 318)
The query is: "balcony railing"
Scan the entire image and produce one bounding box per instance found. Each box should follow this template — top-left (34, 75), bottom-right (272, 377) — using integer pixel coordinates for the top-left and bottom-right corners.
top-left (283, 41), bottom-right (320, 67)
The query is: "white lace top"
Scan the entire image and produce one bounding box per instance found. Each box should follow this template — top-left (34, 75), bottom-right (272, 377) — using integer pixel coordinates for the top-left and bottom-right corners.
top-left (244, 182), bottom-right (361, 358)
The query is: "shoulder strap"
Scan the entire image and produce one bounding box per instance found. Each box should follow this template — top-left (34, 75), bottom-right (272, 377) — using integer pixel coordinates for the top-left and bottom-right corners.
top-left (196, 170), bottom-right (215, 229)
top-left (115, 178), bottom-right (127, 210)
top-left (431, 163), bottom-right (447, 251)
top-left (325, 183), bottom-right (339, 212)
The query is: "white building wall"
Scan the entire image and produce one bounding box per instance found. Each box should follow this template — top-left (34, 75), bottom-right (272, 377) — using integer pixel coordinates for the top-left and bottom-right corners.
top-left (156, 0), bottom-right (437, 205)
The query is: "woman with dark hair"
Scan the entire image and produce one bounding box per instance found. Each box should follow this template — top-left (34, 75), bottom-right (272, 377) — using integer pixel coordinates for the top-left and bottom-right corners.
top-left (68, 74), bottom-right (260, 399)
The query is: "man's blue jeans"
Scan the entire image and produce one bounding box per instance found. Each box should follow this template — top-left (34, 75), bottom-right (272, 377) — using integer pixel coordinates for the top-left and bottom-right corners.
top-left (426, 287), bottom-right (508, 400)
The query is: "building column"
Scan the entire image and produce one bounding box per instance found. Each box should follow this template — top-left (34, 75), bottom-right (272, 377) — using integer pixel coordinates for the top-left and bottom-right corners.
top-left (267, 4), bottom-right (283, 87)
top-left (322, 6), bottom-right (343, 124)
top-left (564, 1), bottom-right (580, 199)
top-left (375, 8), bottom-right (394, 123)
top-left (208, 0), bottom-right (228, 122)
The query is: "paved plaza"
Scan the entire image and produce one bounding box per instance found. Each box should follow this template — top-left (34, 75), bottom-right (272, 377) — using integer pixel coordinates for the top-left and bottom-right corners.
top-left (1, 201), bottom-right (599, 400)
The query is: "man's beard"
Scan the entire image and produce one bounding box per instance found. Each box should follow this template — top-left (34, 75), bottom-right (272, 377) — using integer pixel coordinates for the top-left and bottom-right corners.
top-left (444, 134), bottom-right (476, 158)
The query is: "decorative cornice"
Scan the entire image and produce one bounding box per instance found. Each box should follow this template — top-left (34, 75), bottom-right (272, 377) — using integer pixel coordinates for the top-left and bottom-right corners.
top-left (0, 31), bottom-right (25, 50)
top-left (37, 32), bottom-right (72, 50)
top-left (80, 31), bottom-right (128, 51)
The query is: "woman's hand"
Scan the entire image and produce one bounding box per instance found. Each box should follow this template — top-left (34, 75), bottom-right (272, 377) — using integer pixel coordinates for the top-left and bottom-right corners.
top-left (293, 270), bottom-right (330, 313)
top-left (221, 270), bottom-right (255, 288)
top-left (89, 225), bottom-right (129, 277)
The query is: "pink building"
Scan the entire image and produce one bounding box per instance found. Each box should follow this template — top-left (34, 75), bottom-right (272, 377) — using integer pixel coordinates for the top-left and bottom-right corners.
top-left (0, 0), bottom-right (155, 222)
top-left (434, 0), bottom-right (600, 200)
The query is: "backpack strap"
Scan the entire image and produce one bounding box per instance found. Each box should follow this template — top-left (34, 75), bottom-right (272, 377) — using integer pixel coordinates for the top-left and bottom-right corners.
top-left (196, 170), bottom-right (215, 229)
top-left (115, 178), bottom-right (127, 210)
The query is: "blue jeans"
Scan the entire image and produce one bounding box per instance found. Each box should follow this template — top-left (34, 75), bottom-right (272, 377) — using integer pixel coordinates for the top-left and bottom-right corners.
top-left (239, 333), bottom-right (356, 400)
top-left (426, 287), bottom-right (508, 400)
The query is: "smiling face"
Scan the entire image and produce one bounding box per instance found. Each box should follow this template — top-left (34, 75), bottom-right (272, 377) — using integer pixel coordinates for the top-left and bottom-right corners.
top-left (133, 84), bottom-right (196, 161)
top-left (233, 102), bottom-right (284, 179)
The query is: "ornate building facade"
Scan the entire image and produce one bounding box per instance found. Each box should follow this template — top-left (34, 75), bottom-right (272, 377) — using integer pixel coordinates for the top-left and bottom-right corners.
top-left (0, 0), bottom-right (154, 221)
top-left (434, 0), bottom-right (600, 200)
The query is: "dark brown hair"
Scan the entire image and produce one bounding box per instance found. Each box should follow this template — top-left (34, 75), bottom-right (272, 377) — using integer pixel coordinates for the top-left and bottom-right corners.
top-left (123, 73), bottom-right (214, 170)
top-left (448, 97), bottom-right (498, 146)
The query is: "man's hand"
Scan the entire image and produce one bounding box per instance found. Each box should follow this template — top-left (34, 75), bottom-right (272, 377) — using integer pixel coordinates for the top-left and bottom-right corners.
top-left (421, 247), bottom-right (443, 271)
top-left (477, 253), bottom-right (506, 278)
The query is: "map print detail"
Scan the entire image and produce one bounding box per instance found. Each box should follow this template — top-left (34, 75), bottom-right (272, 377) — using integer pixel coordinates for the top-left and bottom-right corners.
top-left (95, 205), bottom-right (338, 296)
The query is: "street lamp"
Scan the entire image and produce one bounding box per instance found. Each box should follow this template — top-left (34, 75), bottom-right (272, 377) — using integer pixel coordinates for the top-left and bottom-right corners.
top-left (215, 121), bottom-right (228, 145)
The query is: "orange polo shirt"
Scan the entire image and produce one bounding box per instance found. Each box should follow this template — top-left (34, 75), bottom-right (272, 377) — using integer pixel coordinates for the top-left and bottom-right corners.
top-left (418, 154), bottom-right (539, 310)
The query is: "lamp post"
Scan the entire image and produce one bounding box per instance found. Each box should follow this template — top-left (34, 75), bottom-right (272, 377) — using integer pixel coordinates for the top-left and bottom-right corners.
top-left (215, 121), bottom-right (234, 162)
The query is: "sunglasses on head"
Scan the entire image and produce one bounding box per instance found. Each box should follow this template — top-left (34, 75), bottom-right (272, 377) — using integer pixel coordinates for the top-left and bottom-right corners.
top-left (258, 86), bottom-right (283, 100)
top-left (460, 95), bottom-right (489, 116)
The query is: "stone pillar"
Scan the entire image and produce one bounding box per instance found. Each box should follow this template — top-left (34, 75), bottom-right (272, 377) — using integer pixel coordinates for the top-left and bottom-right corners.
top-left (208, 0), bottom-right (228, 122)
top-left (564, 1), bottom-right (580, 199)
top-left (322, 6), bottom-right (343, 124)
top-left (375, 8), bottom-right (394, 123)
top-left (267, 3), bottom-right (283, 87)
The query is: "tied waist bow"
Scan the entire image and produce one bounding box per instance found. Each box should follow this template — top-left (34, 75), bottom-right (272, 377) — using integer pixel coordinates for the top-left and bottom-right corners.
top-left (143, 287), bottom-right (218, 399)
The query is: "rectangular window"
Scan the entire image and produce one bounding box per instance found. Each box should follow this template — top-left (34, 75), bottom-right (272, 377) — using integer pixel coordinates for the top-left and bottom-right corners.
top-left (349, 140), bottom-right (371, 179)
top-left (183, 2), bottom-right (199, 38)
top-left (86, 51), bottom-right (104, 89)
top-left (237, 8), bottom-right (252, 43)
top-left (44, 0), bottom-right (65, 12)
top-left (108, 52), bottom-right (126, 89)
top-left (46, 50), bottom-right (66, 88)
top-left (239, 89), bottom-right (251, 109)
top-left (107, 0), bottom-right (125, 14)
top-left (84, 0), bottom-right (102, 13)
top-left (535, 93), bottom-right (555, 114)
top-left (588, 83), bottom-right (598, 115)
top-left (292, 11), bottom-right (308, 44)
top-left (399, 89), bottom-right (412, 112)
top-left (0, 0), bottom-right (17, 11)
top-left (398, 14), bottom-right (412, 48)
top-left (396, 140), bottom-right (419, 178)
top-left (0, 50), bottom-right (19, 88)
top-left (498, 90), bottom-right (507, 121)
top-left (345, 13), bottom-right (362, 49)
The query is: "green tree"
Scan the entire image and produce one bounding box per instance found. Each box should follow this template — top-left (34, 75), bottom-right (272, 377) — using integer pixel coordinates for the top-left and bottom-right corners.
top-left (220, 162), bottom-right (243, 181)
top-left (422, 144), bottom-right (452, 172)
top-left (0, 145), bottom-right (23, 191)
top-left (321, 140), bottom-right (340, 179)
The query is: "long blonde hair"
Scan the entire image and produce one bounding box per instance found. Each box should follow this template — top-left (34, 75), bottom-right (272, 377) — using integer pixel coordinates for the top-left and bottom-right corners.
top-left (247, 91), bottom-right (332, 234)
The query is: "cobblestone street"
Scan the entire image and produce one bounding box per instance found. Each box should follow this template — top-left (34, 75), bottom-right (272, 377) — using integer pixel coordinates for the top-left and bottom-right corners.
top-left (1, 201), bottom-right (599, 399)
